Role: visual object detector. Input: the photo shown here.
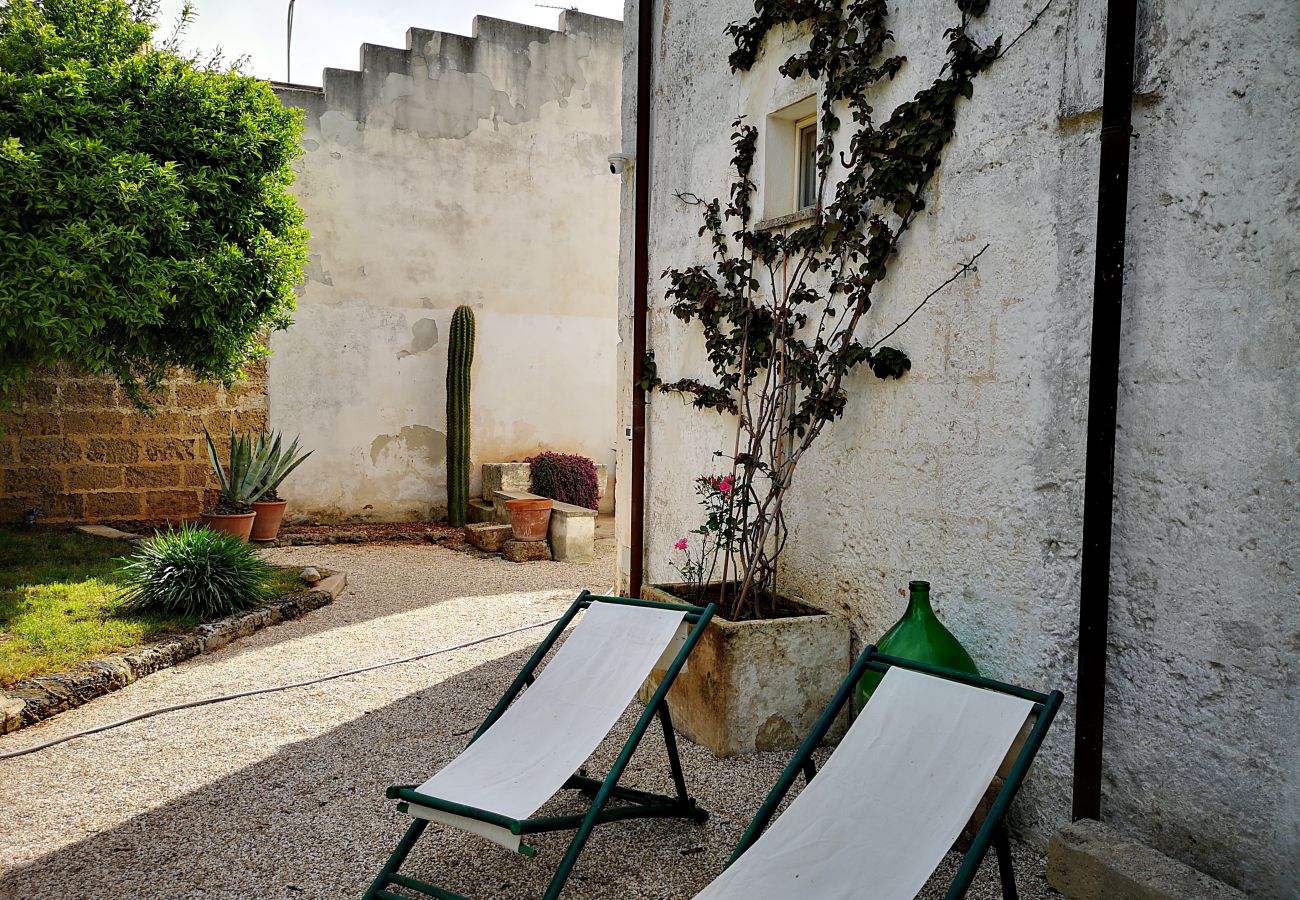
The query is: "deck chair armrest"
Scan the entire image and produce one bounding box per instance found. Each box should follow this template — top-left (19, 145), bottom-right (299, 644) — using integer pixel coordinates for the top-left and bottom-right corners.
top-left (387, 786), bottom-right (522, 834)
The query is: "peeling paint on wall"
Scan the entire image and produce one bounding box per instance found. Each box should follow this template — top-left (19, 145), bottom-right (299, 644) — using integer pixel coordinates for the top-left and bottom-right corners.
top-left (303, 254), bottom-right (333, 286)
top-left (369, 425), bottom-right (447, 468)
top-left (397, 318), bottom-right (439, 359)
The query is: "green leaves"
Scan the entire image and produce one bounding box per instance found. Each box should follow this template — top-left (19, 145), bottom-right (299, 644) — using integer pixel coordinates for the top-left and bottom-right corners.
top-left (253, 429), bottom-right (314, 498)
top-left (0, 0), bottom-right (308, 408)
top-left (868, 346), bottom-right (912, 380)
top-left (117, 522), bottom-right (271, 619)
top-left (202, 427), bottom-right (300, 509)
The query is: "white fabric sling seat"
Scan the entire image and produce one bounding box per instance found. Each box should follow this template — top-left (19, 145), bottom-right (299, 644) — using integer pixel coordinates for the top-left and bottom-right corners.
top-left (365, 591), bottom-right (717, 900)
top-left (696, 656), bottom-right (1062, 900)
top-left (405, 599), bottom-right (687, 850)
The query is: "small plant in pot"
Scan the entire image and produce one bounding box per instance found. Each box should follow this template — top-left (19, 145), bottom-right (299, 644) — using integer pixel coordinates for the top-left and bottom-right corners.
top-left (248, 430), bottom-right (313, 541)
top-left (200, 429), bottom-right (274, 542)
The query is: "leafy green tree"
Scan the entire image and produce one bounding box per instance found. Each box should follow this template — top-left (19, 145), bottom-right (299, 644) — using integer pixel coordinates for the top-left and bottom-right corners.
top-left (0, 0), bottom-right (308, 406)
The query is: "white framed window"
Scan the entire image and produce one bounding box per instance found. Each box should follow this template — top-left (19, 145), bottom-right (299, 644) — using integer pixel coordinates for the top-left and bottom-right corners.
top-left (762, 95), bottom-right (818, 222)
top-left (795, 114), bottom-right (819, 211)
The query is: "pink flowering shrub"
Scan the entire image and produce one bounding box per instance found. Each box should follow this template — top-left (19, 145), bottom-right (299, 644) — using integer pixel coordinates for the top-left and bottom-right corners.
top-left (669, 474), bottom-right (743, 604)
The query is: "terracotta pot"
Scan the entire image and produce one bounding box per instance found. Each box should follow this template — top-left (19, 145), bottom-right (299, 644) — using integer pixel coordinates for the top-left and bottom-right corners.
top-left (199, 511), bottom-right (256, 542)
top-left (506, 497), bottom-right (553, 542)
top-left (250, 500), bottom-right (289, 541)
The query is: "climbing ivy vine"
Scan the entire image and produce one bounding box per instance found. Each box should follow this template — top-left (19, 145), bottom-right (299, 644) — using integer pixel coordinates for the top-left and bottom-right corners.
top-left (644, 0), bottom-right (1045, 619)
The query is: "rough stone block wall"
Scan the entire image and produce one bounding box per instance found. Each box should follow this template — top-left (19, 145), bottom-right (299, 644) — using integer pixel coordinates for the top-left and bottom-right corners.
top-left (0, 365), bottom-right (268, 524)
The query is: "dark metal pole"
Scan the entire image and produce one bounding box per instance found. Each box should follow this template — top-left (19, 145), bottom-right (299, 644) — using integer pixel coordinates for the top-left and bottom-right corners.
top-left (286, 0), bottom-right (296, 84)
top-left (1072, 0), bottom-right (1139, 823)
top-left (628, 0), bottom-right (654, 599)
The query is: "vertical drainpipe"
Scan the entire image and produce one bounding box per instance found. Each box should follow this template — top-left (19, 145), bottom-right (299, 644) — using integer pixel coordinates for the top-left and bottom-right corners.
top-left (1072, 0), bottom-right (1140, 822)
top-left (628, 0), bottom-right (654, 599)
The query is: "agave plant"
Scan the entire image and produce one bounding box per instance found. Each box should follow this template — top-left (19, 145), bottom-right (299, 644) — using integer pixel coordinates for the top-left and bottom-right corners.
top-left (251, 429), bottom-right (313, 502)
top-left (202, 428), bottom-right (314, 511)
top-left (203, 428), bottom-right (275, 512)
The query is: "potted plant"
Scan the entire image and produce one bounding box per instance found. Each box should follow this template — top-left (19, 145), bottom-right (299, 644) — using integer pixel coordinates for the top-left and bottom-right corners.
top-left (525, 451), bottom-right (600, 510)
top-left (248, 431), bottom-right (313, 541)
top-left (640, 475), bottom-right (850, 756)
top-left (639, 0), bottom-right (1003, 755)
top-left (506, 497), bottom-right (553, 542)
top-left (200, 428), bottom-right (276, 542)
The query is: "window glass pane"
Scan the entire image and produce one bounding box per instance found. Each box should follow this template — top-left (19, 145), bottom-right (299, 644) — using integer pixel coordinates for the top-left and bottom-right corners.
top-left (797, 123), bottom-right (817, 209)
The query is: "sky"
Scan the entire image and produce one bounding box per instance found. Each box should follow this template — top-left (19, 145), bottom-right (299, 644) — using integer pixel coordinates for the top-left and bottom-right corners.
top-left (155, 0), bottom-right (625, 85)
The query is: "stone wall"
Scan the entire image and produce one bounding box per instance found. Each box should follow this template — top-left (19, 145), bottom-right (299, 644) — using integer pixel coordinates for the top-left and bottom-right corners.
top-left (0, 366), bottom-right (267, 524)
top-left (617, 0), bottom-right (1298, 896)
top-left (268, 11), bottom-right (623, 522)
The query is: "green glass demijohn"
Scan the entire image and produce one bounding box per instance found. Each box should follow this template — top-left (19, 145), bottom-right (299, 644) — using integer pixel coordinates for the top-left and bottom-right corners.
top-left (855, 580), bottom-right (980, 709)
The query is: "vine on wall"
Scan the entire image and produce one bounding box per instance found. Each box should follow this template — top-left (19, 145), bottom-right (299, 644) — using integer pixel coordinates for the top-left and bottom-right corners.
top-left (644, 0), bottom-right (1046, 618)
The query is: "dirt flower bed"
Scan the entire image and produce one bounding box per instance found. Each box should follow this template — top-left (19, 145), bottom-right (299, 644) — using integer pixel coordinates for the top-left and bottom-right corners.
top-left (275, 521), bottom-right (465, 547)
top-left (100, 520), bottom-right (467, 548)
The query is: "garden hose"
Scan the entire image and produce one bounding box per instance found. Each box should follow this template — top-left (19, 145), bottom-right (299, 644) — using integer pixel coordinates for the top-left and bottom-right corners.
top-left (0, 615), bottom-right (565, 761)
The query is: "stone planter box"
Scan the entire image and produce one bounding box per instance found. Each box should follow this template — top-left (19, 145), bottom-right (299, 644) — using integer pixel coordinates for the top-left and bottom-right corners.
top-left (638, 583), bottom-right (851, 757)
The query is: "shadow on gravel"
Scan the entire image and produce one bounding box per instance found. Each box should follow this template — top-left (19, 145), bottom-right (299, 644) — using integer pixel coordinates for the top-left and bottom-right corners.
top-left (1, 639), bottom-right (1049, 900)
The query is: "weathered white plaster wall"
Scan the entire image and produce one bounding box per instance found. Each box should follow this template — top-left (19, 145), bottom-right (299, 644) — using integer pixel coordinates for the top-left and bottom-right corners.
top-left (617, 0), bottom-right (1298, 895)
top-left (272, 12), bottom-right (622, 521)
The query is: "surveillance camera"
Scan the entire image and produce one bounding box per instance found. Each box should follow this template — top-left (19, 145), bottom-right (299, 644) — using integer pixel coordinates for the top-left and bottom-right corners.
top-left (607, 152), bottom-right (633, 175)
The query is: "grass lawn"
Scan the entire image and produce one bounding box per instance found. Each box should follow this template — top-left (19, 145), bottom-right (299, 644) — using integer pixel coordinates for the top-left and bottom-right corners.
top-left (0, 528), bottom-right (303, 688)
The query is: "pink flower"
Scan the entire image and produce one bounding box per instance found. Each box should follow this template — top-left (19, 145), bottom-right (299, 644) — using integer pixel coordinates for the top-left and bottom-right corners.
top-left (719, 475), bottom-right (735, 494)
top-left (674, 537), bottom-right (689, 551)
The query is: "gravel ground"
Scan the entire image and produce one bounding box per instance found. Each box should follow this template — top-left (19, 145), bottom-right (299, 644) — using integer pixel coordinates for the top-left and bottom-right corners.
top-left (0, 540), bottom-right (1058, 899)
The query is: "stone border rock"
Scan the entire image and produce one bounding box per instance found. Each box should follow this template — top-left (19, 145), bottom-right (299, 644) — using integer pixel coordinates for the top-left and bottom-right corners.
top-left (1, 573), bottom-right (347, 736)
top-left (1047, 820), bottom-right (1250, 900)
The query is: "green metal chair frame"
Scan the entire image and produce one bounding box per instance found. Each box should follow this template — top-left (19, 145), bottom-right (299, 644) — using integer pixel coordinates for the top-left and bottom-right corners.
top-left (363, 590), bottom-right (717, 900)
top-left (722, 646), bottom-right (1063, 900)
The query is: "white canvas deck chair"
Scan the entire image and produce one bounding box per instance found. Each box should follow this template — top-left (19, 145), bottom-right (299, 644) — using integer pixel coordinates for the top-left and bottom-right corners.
top-left (363, 590), bottom-right (716, 900)
top-left (694, 647), bottom-right (1063, 900)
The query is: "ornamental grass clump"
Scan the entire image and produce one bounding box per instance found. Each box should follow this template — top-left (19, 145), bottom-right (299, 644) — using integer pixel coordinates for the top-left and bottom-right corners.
top-left (526, 452), bottom-right (600, 510)
top-left (118, 523), bottom-right (271, 619)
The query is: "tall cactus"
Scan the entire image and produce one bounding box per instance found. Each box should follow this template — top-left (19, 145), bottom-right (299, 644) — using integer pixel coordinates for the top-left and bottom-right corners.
top-left (446, 305), bottom-right (475, 526)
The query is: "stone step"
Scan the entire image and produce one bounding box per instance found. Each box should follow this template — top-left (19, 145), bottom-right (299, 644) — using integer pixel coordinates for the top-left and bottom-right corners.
top-left (503, 539), bottom-right (551, 562)
top-left (464, 523), bottom-right (512, 552)
top-left (490, 489), bottom-right (596, 562)
top-left (1048, 821), bottom-right (1250, 900)
top-left (468, 498), bottom-right (495, 524)
top-left (490, 489), bottom-right (597, 518)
